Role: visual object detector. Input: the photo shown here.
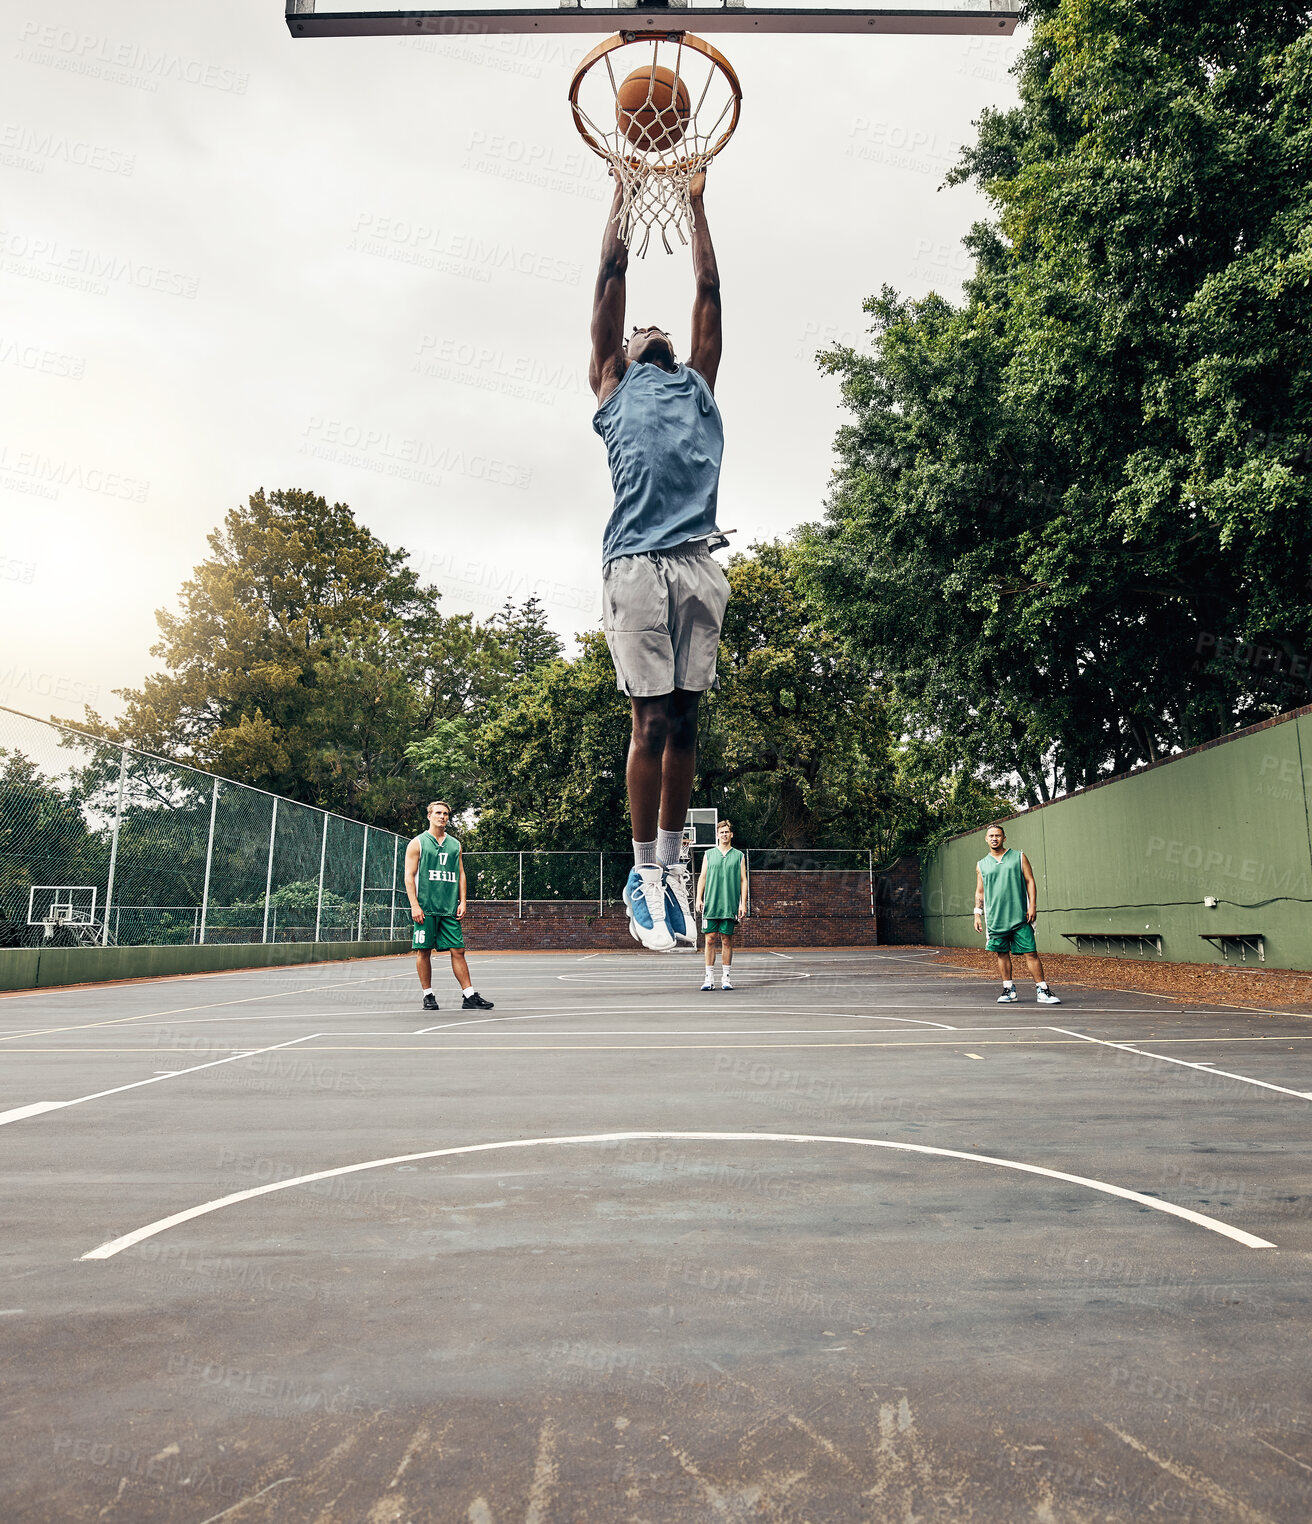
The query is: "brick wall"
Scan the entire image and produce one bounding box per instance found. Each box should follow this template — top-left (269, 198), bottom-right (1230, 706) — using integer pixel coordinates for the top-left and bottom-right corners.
top-left (460, 870), bottom-right (880, 952)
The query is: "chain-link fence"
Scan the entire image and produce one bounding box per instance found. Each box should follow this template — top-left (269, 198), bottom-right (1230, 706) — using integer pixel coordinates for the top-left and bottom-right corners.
top-left (1, 705), bottom-right (877, 949)
top-left (461, 848), bottom-right (877, 918)
top-left (0, 705), bottom-right (409, 949)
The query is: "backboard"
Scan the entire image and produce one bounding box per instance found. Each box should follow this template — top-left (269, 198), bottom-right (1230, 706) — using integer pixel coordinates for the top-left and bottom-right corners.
top-left (683, 807), bottom-right (719, 853)
top-left (286, 0), bottom-right (1020, 38)
top-left (27, 885), bottom-right (98, 927)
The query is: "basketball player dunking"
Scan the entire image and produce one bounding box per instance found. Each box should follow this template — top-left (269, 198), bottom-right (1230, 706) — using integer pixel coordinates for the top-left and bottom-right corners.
top-left (590, 169), bottom-right (731, 953)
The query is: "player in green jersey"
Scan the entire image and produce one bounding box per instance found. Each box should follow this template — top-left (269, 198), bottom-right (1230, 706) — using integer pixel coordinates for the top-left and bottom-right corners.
top-left (695, 818), bottom-right (747, 990)
top-left (404, 801), bottom-right (494, 1013)
top-left (974, 824), bottom-right (1060, 1004)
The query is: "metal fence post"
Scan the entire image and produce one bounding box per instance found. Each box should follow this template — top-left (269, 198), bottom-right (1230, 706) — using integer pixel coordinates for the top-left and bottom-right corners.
top-left (198, 777), bottom-right (220, 945)
top-left (101, 744), bottom-right (128, 946)
top-left (357, 825), bottom-right (369, 940)
top-left (869, 849), bottom-right (875, 919)
top-left (389, 835), bottom-right (399, 940)
top-left (314, 812), bottom-right (328, 943)
top-left (599, 851), bottom-right (604, 915)
top-left (262, 798), bottom-right (278, 944)
top-left (518, 851), bottom-right (524, 920)
top-left (745, 847), bottom-right (752, 918)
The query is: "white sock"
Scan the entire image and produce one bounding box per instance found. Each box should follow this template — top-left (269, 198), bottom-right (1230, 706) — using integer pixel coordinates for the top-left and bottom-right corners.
top-left (656, 828), bottom-right (684, 868)
top-left (632, 838), bottom-right (658, 868)
top-left (462, 985), bottom-right (474, 996)
top-left (422, 988), bottom-right (433, 996)
top-left (1003, 980), bottom-right (1015, 988)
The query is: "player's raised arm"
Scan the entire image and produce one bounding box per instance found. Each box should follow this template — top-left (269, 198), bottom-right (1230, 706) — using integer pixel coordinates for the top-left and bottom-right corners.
top-left (590, 177), bottom-right (629, 404)
top-left (687, 171), bottom-right (722, 391)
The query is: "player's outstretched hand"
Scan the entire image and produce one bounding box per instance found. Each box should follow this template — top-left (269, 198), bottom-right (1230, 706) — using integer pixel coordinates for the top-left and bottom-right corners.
top-left (688, 168), bottom-right (707, 199)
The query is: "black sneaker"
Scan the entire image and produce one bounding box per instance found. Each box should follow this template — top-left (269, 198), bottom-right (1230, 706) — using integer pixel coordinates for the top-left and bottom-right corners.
top-left (462, 992), bottom-right (495, 1010)
top-left (422, 993), bottom-right (439, 1011)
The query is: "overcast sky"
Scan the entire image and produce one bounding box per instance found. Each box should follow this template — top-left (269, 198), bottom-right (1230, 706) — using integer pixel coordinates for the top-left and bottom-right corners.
top-left (1, 0), bottom-right (1022, 727)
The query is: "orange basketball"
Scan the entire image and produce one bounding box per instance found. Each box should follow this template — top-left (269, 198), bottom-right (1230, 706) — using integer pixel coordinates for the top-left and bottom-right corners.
top-left (616, 64), bottom-right (691, 153)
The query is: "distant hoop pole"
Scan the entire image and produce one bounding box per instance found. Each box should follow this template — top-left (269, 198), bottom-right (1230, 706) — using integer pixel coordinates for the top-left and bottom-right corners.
top-left (569, 31), bottom-right (741, 165)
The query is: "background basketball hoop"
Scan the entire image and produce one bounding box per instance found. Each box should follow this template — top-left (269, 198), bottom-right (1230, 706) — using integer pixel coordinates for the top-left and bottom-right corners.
top-left (570, 33), bottom-right (742, 256)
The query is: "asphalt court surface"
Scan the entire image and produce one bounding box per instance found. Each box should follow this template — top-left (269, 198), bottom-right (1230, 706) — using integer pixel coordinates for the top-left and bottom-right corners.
top-left (3, 947), bottom-right (1312, 1521)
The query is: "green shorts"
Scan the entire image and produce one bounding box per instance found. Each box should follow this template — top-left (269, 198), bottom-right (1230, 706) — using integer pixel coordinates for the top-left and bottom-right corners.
top-left (412, 913), bottom-right (464, 953)
top-left (986, 921), bottom-right (1036, 956)
top-left (703, 917), bottom-right (738, 938)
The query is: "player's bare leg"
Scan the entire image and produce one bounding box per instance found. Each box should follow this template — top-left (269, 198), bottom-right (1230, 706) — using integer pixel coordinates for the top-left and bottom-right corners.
top-left (450, 949), bottom-right (472, 990)
top-left (700, 930), bottom-right (721, 990)
top-left (415, 946), bottom-right (440, 1011)
top-left (416, 948), bottom-right (433, 992)
top-left (627, 689), bottom-right (700, 843)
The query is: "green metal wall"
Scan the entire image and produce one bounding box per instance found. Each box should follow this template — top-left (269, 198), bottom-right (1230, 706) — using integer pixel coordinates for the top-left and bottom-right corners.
top-left (0, 939), bottom-right (411, 992)
top-left (923, 708), bottom-right (1312, 972)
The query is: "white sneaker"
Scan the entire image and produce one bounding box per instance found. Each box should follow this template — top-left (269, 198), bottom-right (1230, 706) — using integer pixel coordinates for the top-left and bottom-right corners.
top-left (700, 974), bottom-right (715, 991)
top-left (622, 865), bottom-right (675, 952)
top-left (997, 986), bottom-right (1018, 1003)
top-left (721, 973), bottom-right (734, 991)
top-left (662, 862), bottom-right (696, 946)
top-left (1036, 987), bottom-right (1062, 1005)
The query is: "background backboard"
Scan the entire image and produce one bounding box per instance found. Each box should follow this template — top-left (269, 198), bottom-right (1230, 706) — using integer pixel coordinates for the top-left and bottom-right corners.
top-left (27, 886), bottom-right (98, 928)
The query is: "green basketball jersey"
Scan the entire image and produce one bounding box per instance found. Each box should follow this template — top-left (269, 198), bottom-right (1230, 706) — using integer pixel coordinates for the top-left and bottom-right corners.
top-left (702, 846), bottom-right (744, 921)
top-left (978, 848), bottom-right (1026, 934)
top-left (416, 832), bottom-right (462, 915)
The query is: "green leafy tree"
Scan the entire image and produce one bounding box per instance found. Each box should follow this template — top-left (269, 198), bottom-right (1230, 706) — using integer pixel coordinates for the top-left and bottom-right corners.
top-left (81, 488), bottom-right (546, 833)
top-left (472, 632), bottom-right (631, 850)
top-left (808, 0), bottom-right (1312, 803)
top-left (699, 542), bottom-right (899, 849)
top-left (102, 488), bottom-right (431, 767)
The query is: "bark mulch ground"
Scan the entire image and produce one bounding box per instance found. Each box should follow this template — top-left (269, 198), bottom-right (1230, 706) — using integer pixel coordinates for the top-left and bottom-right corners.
top-left (905, 945), bottom-right (1312, 1014)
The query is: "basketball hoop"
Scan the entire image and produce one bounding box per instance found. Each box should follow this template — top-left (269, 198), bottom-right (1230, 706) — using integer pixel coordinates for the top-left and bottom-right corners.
top-left (570, 32), bottom-right (741, 256)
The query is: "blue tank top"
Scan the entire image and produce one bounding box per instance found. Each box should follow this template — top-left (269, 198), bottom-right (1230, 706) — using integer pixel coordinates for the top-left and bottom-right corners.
top-left (593, 362), bottom-right (723, 564)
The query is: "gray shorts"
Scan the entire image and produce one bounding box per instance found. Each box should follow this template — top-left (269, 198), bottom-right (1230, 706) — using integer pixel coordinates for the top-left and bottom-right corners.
top-left (601, 543), bottom-right (731, 698)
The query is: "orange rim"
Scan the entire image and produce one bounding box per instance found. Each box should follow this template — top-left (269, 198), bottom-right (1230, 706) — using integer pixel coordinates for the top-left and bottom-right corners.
top-left (568, 31), bottom-right (742, 164)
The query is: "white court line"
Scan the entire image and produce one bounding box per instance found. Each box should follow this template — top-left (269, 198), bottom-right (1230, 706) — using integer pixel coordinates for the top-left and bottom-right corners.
top-left (767, 952), bottom-right (794, 960)
top-left (399, 1026), bottom-right (961, 1039)
top-left (413, 1009), bottom-right (957, 1036)
top-left (0, 1036), bottom-right (320, 1128)
top-left (0, 976), bottom-right (398, 1043)
top-left (1051, 1027), bottom-right (1312, 1102)
top-left (0, 1101), bottom-right (68, 1125)
top-left (80, 1130), bottom-right (1275, 1259)
top-left (555, 973), bottom-right (813, 984)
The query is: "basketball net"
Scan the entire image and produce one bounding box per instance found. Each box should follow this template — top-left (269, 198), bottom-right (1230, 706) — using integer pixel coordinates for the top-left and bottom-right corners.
top-left (570, 34), bottom-right (741, 257)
